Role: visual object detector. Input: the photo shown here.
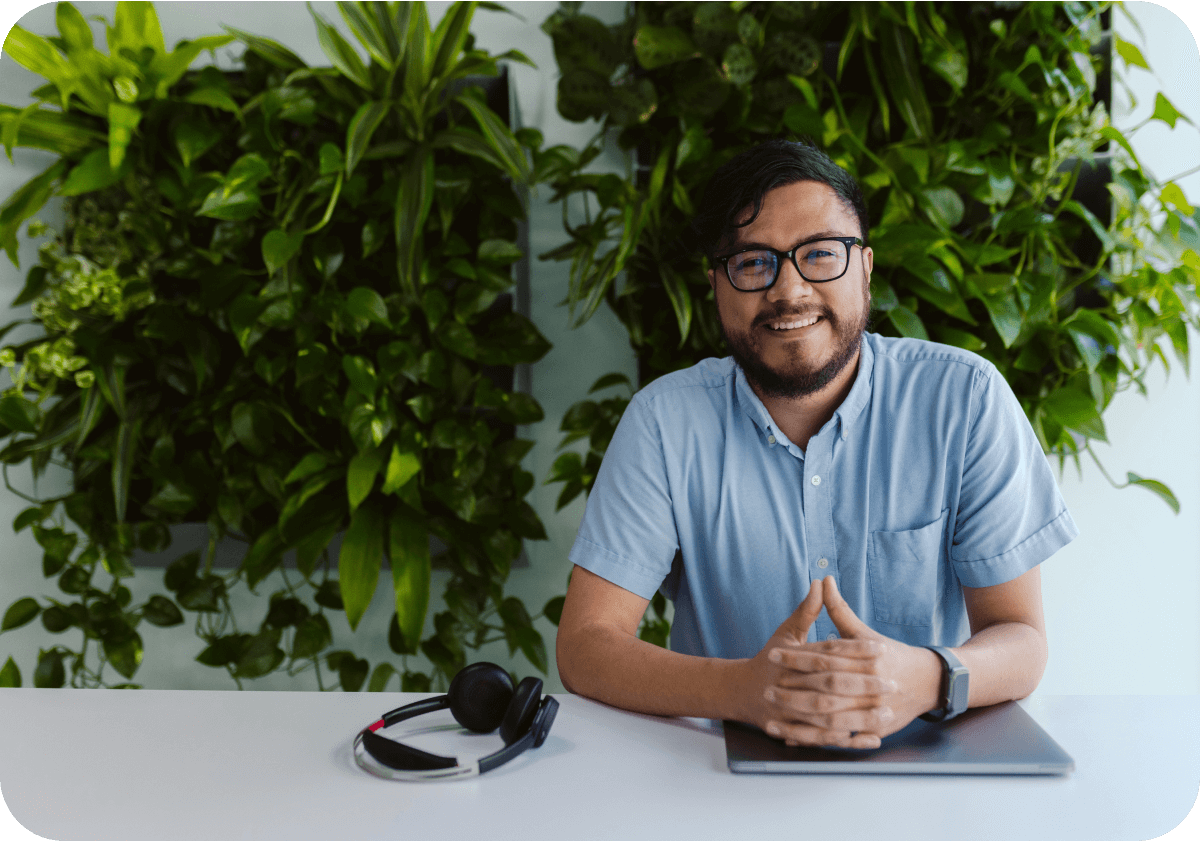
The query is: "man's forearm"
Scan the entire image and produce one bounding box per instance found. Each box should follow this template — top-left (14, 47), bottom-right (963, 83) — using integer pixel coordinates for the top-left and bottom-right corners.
top-left (557, 622), bottom-right (749, 721)
top-left (954, 621), bottom-right (1049, 707)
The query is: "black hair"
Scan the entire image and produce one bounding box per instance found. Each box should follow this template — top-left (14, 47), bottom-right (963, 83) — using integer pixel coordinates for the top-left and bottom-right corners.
top-left (685, 139), bottom-right (870, 261)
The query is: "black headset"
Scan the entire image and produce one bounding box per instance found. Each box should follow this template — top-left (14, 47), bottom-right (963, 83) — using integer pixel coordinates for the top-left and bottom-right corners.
top-left (353, 662), bottom-right (559, 781)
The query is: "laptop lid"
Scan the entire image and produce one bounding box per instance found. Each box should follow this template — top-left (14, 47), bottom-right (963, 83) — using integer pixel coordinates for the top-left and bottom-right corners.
top-left (725, 700), bottom-right (1074, 775)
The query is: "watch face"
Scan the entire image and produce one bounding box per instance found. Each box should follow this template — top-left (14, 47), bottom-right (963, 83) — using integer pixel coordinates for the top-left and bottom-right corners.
top-left (947, 666), bottom-right (970, 714)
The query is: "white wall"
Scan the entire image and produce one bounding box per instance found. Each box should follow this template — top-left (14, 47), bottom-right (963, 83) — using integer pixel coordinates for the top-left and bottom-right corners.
top-left (0, 1), bottom-right (1197, 697)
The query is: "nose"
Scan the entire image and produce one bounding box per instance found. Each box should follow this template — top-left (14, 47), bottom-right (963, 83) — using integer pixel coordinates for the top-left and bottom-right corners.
top-left (765, 254), bottom-right (815, 302)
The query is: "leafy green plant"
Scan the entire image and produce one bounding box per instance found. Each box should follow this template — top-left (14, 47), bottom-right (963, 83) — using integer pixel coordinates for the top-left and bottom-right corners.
top-left (0, 0), bottom-right (557, 691)
top-left (534, 1), bottom-right (1200, 649)
top-left (541, 0), bottom-right (1198, 525)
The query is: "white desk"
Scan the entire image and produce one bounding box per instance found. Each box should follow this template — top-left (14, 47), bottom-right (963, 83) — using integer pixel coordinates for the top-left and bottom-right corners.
top-left (1, 690), bottom-right (1197, 841)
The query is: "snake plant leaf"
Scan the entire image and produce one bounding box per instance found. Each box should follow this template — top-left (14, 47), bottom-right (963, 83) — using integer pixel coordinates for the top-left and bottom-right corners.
top-left (403, 2), bottom-right (431, 103)
top-left (110, 1), bottom-right (167, 57)
top-left (150, 35), bottom-right (236, 93)
top-left (388, 504), bottom-right (430, 653)
top-left (345, 100), bottom-right (388, 177)
top-left (0, 158), bottom-right (66, 265)
top-left (395, 149), bottom-right (434, 293)
top-left (0, 106), bottom-right (106, 157)
top-left (879, 20), bottom-right (933, 142)
top-left (455, 92), bottom-right (530, 183)
top-left (660, 266), bottom-right (693, 346)
top-left (107, 101), bottom-right (141, 170)
top-left (55, 4), bottom-right (93, 51)
top-left (430, 0), bottom-right (475, 80)
top-left (371, 1), bottom-right (408, 70)
top-left (111, 416), bottom-right (140, 522)
top-left (337, 1), bottom-right (396, 69)
top-left (310, 4), bottom-right (372, 90)
top-left (340, 500), bottom-right (386, 631)
top-left (223, 26), bottom-right (307, 71)
top-left (3, 26), bottom-right (71, 88)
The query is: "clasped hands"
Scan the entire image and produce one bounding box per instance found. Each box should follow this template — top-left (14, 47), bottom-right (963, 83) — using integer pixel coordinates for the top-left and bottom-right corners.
top-left (740, 576), bottom-right (940, 751)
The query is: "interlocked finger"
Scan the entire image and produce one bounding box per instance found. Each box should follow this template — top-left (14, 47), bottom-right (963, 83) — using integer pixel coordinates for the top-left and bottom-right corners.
top-left (765, 720), bottom-right (883, 751)
top-left (775, 670), bottom-right (897, 696)
top-left (765, 688), bottom-right (893, 732)
top-left (770, 647), bottom-right (886, 676)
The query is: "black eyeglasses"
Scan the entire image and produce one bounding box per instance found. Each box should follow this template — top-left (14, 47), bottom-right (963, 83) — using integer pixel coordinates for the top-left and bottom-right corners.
top-left (716, 236), bottom-right (864, 291)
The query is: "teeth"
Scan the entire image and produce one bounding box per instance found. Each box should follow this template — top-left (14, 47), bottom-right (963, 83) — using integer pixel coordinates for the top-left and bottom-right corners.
top-left (769, 316), bottom-right (820, 330)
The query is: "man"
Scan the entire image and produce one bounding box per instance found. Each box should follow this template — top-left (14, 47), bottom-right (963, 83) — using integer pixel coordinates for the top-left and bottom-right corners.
top-left (555, 139), bottom-right (1079, 749)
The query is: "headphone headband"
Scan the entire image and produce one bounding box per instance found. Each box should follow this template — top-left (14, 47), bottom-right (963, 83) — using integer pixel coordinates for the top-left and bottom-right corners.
top-left (353, 663), bottom-right (558, 782)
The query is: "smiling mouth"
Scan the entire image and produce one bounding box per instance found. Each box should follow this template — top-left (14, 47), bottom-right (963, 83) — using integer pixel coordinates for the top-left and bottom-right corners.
top-left (765, 315), bottom-right (822, 331)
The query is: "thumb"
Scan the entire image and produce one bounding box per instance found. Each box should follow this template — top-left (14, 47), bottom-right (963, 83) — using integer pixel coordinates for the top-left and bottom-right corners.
top-left (778, 579), bottom-right (824, 645)
top-left (822, 576), bottom-right (879, 640)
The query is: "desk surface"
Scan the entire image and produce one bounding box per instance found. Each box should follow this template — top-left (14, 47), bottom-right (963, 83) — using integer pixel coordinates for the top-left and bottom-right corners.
top-left (1, 690), bottom-right (1197, 841)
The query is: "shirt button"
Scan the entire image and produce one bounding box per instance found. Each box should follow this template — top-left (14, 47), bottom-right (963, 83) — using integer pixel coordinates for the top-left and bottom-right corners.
top-left (767, 435), bottom-right (776, 445)
top-left (826, 633), bottom-right (838, 641)
top-left (811, 475), bottom-right (822, 486)
top-left (817, 558), bottom-right (829, 569)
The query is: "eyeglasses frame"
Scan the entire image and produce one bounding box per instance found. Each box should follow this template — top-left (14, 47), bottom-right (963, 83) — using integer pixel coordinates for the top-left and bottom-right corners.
top-left (716, 236), bottom-right (865, 291)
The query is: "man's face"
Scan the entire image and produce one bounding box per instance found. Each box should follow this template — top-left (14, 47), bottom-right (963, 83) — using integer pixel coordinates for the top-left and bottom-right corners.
top-left (707, 180), bottom-right (873, 399)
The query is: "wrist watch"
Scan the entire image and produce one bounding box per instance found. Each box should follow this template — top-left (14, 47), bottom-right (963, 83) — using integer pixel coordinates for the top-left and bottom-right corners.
top-left (919, 645), bottom-right (969, 723)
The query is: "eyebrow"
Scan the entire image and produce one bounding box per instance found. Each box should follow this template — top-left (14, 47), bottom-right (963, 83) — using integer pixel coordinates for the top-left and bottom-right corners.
top-left (725, 230), bottom-right (851, 251)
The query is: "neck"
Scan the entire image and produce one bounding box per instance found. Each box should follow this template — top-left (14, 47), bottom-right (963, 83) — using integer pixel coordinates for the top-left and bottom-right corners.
top-left (748, 346), bottom-right (861, 451)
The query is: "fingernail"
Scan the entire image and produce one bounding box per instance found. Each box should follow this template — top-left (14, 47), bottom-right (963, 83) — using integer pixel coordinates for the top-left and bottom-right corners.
top-left (888, 679), bottom-right (899, 692)
top-left (769, 649), bottom-right (782, 663)
top-left (880, 706), bottom-right (894, 722)
top-left (764, 688), bottom-right (776, 701)
top-left (767, 723), bottom-right (781, 737)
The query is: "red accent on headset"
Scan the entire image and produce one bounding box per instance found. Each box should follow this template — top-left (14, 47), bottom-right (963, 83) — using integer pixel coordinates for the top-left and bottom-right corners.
top-left (368, 720), bottom-right (385, 732)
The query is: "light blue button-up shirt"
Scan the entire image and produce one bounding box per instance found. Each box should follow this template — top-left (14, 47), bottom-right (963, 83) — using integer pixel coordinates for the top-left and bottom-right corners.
top-left (569, 332), bottom-right (1079, 659)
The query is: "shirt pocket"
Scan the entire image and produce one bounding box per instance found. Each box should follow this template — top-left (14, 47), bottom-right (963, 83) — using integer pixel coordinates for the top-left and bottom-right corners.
top-left (867, 509), bottom-right (949, 627)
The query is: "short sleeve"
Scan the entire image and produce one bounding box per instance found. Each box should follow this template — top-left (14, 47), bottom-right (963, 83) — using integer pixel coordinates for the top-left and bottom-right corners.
top-left (950, 365), bottom-right (1079, 587)
top-left (568, 394), bottom-right (680, 600)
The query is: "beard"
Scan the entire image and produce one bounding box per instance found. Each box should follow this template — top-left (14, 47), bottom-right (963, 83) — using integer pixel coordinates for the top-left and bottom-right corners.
top-left (718, 288), bottom-right (871, 400)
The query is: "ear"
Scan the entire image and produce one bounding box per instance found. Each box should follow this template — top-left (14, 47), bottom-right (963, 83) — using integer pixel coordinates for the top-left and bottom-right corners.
top-left (707, 267), bottom-right (716, 293)
top-left (861, 245), bottom-right (873, 278)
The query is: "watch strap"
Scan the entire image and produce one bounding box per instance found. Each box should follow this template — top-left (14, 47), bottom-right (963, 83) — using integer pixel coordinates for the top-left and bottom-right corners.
top-left (918, 645), bottom-right (969, 723)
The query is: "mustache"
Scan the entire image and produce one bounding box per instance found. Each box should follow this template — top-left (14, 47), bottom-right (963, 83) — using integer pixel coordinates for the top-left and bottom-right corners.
top-left (753, 305), bottom-right (832, 328)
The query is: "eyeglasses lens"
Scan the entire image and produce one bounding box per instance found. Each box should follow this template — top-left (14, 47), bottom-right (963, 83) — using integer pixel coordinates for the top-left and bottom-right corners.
top-left (727, 240), bottom-right (849, 290)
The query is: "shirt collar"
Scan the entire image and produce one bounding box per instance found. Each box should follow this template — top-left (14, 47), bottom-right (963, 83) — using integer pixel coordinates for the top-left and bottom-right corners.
top-left (733, 331), bottom-right (876, 444)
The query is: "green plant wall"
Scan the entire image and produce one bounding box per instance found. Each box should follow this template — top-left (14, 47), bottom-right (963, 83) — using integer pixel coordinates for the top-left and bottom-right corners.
top-left (541, 1), bottom-right (1198, 524)
top-left (0, 1), bottom-right (564, 691)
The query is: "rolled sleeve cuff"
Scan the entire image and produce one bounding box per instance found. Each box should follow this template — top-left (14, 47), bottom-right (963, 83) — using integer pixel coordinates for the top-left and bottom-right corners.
top-left (951, 509), bottom-right (1079, 588)
top-left (568, 534), bottom-right (666, 601)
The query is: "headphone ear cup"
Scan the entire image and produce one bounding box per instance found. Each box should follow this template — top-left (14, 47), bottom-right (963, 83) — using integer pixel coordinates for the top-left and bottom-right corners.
top-left (448, 662), bottom-right (514, 733)
top-left (499, 676), bottom-right (543, 745)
